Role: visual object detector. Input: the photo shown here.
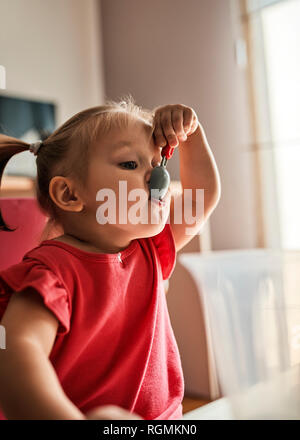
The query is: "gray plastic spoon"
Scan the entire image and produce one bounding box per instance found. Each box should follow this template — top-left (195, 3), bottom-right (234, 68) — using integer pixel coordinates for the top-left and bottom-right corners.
top-left (149, 145), bottom-right (174, 201)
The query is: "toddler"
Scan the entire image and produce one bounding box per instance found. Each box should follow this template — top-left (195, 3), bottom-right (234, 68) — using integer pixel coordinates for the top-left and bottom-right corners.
top-left (0, 96), bottom-right (220, 420)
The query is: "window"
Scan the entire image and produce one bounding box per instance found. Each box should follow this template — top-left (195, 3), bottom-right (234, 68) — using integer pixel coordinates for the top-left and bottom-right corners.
top-left (243, 0), bottom-right (300, 249)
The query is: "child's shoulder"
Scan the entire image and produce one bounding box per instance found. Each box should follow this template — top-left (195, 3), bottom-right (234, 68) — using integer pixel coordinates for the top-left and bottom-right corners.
top-left (21, 238), bottom-right (83, 281)
top-left (25, 237), bottom-right (75, 263)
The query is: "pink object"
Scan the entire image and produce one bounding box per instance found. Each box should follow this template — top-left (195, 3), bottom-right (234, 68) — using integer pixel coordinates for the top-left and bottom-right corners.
top-left (0, 198), bottom-right (48, 271)
top-left (0, 222), bottom-right (184, 420)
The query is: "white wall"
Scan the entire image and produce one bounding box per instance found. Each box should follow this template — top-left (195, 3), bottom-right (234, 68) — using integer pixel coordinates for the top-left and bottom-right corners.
top-left (0, 0), bottom-right (105, 124)
top-left (100, 0), bottom-right (259, 250)
top-left (0, 0), bottom-right (260, 249)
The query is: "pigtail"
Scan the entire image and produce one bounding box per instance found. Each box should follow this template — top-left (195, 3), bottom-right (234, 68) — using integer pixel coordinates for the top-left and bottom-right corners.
top-left (0, 134), bottom-right (30, 231)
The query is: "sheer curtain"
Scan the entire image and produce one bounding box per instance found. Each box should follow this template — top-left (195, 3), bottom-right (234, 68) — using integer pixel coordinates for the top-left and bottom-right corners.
top-left (243, 0), bottom-right (300, 249)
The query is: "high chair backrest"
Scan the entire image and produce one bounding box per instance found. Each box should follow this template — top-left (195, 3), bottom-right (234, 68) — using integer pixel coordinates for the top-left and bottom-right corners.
top-left (0, 198), bottom-right (48, 271)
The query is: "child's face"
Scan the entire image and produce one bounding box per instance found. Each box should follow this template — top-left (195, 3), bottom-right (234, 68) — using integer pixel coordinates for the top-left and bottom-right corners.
top-left (82, 116), bottom-right (172, 239)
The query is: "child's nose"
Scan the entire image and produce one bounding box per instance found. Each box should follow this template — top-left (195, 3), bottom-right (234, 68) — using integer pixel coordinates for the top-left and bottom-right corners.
top-left (146, 165), bottom-right (157, 195)
top-left (146, 168), bottom-right (152, 186)
top-left (146, 160), bottom-right (158, 179)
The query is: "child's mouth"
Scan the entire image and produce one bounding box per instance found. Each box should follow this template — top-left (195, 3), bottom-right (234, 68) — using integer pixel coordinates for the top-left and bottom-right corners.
top-left (149, 194), bottom-right (167, 207)
top-left (151, 198), bottom-right (165, 207)
top-left (148, 188), bottom-right (170, 207)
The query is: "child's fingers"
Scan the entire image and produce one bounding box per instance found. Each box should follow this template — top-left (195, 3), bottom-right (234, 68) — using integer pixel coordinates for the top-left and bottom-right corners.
top-left (159, 110), bottom-right (179, 147)
top-left (85, 405), bottom-right (143, 420)
top-left (153, 105), bottom-right (198, 147)
top-left (183, 107), bottom-right (194, 134)
top-left (171, 108), bottom-right (187, 141)
top-left (153, 114), bottom-right (167, 147)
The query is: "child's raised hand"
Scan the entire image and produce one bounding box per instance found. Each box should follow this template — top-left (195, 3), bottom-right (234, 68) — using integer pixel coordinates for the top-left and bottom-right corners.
top-left (152, 104), bottom-right (199, 148)
top-left (85, 404), bottom-right (143, 420)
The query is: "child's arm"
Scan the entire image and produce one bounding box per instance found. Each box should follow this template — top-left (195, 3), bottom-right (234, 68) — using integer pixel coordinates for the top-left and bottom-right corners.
top-left (153, 104), bottom-right (221, 252)
top-left (0, 289), bottom-right (142, 420)
top-left (0, 288), bottom-right (86, 419)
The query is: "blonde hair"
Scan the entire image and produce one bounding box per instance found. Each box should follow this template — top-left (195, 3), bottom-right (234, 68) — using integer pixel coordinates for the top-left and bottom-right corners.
top-left (0, 94), bottom-right (154, 239)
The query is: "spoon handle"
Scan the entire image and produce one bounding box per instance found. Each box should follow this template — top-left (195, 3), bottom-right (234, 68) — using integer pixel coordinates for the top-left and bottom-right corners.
top-left (161, 145), bottom-right (175, 160)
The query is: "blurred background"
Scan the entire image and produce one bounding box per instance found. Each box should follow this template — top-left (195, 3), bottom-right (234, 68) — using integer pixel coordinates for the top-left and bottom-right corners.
top-left (1, 0), bottom-right (299, 415)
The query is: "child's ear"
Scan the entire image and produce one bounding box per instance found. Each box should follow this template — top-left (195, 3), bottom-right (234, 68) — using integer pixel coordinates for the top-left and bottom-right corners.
top-left (49, 176), bottom-right (84, 213)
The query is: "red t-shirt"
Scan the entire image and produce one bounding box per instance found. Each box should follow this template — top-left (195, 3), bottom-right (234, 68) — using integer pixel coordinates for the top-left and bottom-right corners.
top-left (0, 223), bottom-right (184, 420)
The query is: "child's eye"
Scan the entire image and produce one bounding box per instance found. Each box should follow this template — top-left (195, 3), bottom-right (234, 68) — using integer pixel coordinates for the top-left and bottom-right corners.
top-left (120, 161), bottom-right (138, 170)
